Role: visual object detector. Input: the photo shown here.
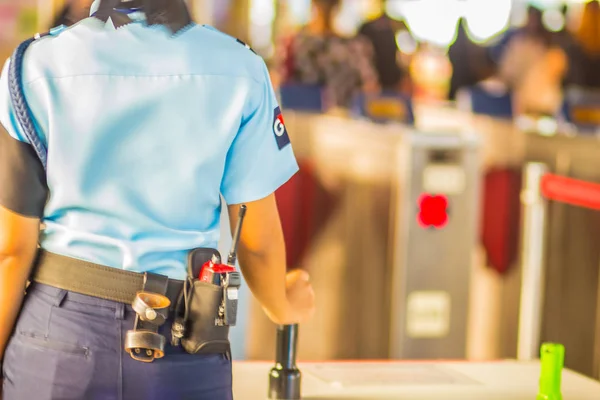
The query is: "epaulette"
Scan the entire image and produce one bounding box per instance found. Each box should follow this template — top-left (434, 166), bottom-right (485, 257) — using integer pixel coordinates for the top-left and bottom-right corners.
top-left (235, 38), bottom-right (256, 55)
top-left (48, 24), bottom-right (68, 37)
top-left (202, 25), bottom-right (257, 55)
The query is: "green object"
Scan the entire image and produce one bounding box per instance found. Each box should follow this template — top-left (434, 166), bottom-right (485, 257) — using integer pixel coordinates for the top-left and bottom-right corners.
top-left (537, 343), bottom-right (565, 400)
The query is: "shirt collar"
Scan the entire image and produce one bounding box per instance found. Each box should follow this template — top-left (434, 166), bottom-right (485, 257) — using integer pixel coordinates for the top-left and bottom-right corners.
top-left (90, 0), bottom-right (101, 16)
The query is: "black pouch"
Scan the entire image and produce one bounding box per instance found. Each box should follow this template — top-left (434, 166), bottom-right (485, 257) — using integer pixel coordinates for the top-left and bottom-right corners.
top-left (171, 248), bottom-right (231, 356)
top-left (181, 279), bottom-right (231, 354)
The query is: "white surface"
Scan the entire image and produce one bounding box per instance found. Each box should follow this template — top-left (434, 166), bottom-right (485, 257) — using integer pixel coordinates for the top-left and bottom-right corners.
top-left (233, 361), bottom-right (600, 400)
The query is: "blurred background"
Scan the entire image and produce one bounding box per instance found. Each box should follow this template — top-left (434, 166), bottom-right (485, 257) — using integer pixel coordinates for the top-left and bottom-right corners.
top-left (2, 0), bottom-right (600, 383)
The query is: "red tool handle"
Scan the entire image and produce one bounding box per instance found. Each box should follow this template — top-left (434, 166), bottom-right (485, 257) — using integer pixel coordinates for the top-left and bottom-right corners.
top-left (198, 260), bottom-right (236, 283)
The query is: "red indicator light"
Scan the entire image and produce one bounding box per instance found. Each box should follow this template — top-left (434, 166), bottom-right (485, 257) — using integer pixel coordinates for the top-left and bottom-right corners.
top-left (417, 194), bottom-right (449, 229)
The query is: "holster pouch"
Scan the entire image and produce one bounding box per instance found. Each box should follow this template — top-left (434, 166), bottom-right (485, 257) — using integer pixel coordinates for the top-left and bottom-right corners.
top-left (125, 273), bottom-right (171, 363)
top-left (171, 248), bottom-right (239, 357)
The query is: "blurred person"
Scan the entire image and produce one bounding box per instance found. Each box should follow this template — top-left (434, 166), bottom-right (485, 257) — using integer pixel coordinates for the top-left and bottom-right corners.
top-left (513, 45), bottom-right (567, 116)
top-left (571, 0), bottom-right (600, 88)
top-left (553, 3), bottom-right (580, 87)
top-left (497, 5), bottom-right (552, 89)
top-left (456, 50), bottom-right (510, 113)
top-left (357, 2), bottom-right (412, 94)
top-left (522, 4), bottom-right (551, 40)
top-left (497, 5), bottom-right (568, 116)
top-left (491, 4), bottom-right (552, 65)
top-left (278, 0), bottom-right (379, 109)
top-left (51, 0), bottom-right (93, 27)
top-left (500, 41), bottom-right (568, 117)
top-left (448, 19), bottom-right (490, 100)
top-left (0, 0), bottom-right (315, 399)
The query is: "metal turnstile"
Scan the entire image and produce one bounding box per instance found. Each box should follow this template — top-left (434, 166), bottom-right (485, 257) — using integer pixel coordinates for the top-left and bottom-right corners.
top-left (245, 114), bottom-right (482, 361)
top-left (520, 132), bottom-right (600, 379)
top-left (389, 131), bottom-right (481, 359)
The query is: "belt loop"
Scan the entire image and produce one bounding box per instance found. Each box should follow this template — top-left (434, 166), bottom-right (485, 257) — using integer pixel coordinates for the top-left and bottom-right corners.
top-left (53, 289), bottom-right (68, 307)
top-left (115, 303), bottom-right (125, 320)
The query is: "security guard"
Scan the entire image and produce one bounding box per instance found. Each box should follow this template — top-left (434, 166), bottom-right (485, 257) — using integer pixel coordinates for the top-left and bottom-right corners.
top-left (0, 0), bottom-right (315, 399)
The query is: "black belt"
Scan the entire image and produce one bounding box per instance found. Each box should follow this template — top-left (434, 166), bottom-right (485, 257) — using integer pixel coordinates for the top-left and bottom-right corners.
top-left (32, 250), bottom-right (184, 362)
top-left (32, 250), bottom-right (184, 307)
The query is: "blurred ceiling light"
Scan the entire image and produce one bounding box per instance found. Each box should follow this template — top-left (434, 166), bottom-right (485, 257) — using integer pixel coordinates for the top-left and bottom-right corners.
top-left (249, 0), bottom-right (275, 53)
top-left (542, 9), bottom-right (565, 32)
top-left (422, 52), bottom-right (442, 75)
top-left (361, 0), bottom-right (383, 21)
top-left (250, 23), bottom-right (272, 48)
top-left (464, 0), bottom-right (512, 42)
top-left (250, 0), bottom-right (275, 26)
top-left (537, 116), bottom-right (558, 136)
top-left (403, 0), bottom-right (461, 47)
top-left (396, 30), bottom-right (417, 55)
top-left (529, 0), bottom-right (563, 9)
top-left (385, 0), bottom-right (405, 20)
top-left (287, 0), bottom-right (311, 26)
top-left (333, 0), bottom-right (363, 35)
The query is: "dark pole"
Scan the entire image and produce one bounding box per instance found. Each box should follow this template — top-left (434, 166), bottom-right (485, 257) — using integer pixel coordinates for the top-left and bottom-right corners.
top-left (268, 324), bottom-right (301, 399)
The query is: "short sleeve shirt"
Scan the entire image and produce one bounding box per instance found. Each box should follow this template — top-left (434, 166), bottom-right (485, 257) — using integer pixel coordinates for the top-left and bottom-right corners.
top-left (0, 14), bottom-right (298, 280)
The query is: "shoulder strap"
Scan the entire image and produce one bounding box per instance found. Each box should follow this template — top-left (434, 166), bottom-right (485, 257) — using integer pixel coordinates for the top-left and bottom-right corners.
top-left (8, 36), bottom-right (48, 170)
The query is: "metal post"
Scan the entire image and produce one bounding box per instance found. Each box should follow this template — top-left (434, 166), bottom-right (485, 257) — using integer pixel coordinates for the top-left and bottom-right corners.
top-left (517, 162), bottom-right (549, 360)
top-left (594, 260), bottom-right (600, 380)
top-left (268, 325), bottom-right (301, 400)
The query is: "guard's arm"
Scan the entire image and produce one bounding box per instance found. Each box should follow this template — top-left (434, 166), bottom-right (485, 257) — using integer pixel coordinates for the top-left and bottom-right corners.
top-left (222, 55), bottom-right (313, 324)
top-left (228, 196), bottom-right (290, 324)
top-left (0, 206), bottom-right (40, 362)
top-left (0, 58), bottom-right (47, 365)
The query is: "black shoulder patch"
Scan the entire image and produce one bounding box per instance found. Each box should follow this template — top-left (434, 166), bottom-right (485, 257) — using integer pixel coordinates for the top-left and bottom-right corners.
top-left (236, 38), bottom-right (256, 54)
top-left (0, 125), bottom-right (48, 217)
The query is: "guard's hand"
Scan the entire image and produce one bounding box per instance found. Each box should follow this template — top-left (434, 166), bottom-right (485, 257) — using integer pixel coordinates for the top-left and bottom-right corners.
top-left (285, 269), bottom-right (315, 322)
top-left (264, 269), bottom-right (315, 325)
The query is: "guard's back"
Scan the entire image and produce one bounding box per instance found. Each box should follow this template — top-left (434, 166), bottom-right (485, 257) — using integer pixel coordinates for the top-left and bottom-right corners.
top-left (2, 17), bottom-right (291, 280)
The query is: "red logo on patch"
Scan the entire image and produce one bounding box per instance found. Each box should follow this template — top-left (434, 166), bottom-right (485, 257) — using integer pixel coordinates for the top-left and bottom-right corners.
top-left (273, 106), bottom-right (291, 149)
top-left (274, 113), bottom-right (286, 137)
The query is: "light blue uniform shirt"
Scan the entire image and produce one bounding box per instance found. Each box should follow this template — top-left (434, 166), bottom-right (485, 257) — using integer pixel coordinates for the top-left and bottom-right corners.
top-left (0, 9), bottom-right (298, 280)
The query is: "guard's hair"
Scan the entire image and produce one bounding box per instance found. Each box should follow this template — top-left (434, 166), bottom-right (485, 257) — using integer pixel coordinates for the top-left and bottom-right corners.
top-left (94, 0), bottom-right (192, 33)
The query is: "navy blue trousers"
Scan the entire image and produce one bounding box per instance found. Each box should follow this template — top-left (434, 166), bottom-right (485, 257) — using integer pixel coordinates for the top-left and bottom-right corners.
top-left (2, 283), bottom-right (233, 400)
